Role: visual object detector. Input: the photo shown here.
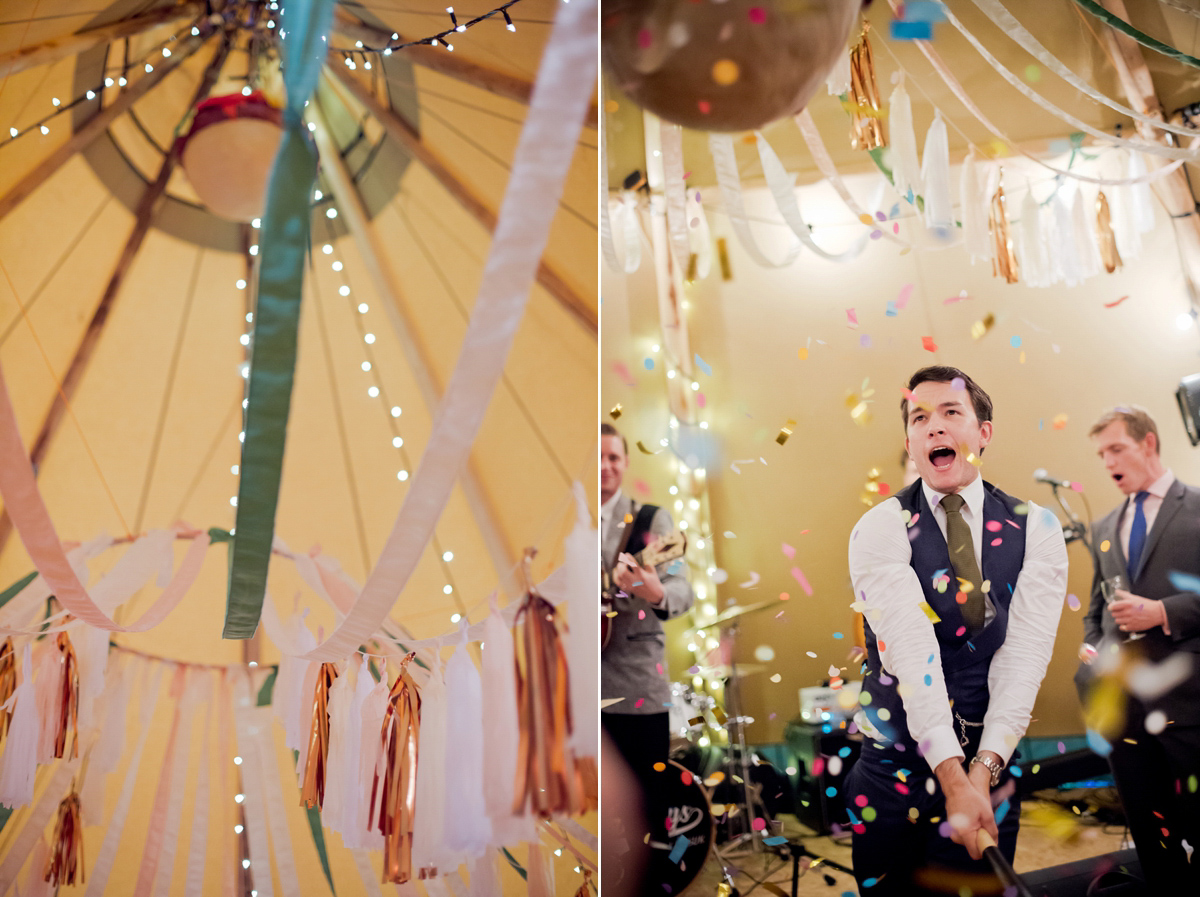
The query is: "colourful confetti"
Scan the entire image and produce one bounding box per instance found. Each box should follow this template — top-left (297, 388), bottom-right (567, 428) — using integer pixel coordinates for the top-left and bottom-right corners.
top-left (921, 335), bottom-right (937, 352)
top-left (694, 353), bottom-right (712, 377)
top-left (1067, 594), bottom-right (1081, 611)
top-left (1104, 295), bottom-right (1130, 308)
top-left (777, 419), bottom-right (797, 445)
top-left (609, 403), bottom-right (622, 420)
top-left (847, 308), bottom-right (859, 328)
top-left (971, 314), bottom-right (995, 340)
top-left (1053, 413), bottom-right (1069, 430)
top-left (791, 566), bottom-right (814, 596)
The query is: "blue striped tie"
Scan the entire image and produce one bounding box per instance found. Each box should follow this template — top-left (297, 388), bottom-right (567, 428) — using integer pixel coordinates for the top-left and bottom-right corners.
top-left (1127, 491), bottom-right (1150, 581)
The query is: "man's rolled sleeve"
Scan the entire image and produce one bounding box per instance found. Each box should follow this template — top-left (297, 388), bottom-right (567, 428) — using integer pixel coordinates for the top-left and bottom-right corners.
top-left (849, 499), bottom-right (963, 772)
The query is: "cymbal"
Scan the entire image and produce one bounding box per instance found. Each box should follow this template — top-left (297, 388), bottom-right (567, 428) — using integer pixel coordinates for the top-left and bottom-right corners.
top-left (689, 600), bottom-right (774, 631)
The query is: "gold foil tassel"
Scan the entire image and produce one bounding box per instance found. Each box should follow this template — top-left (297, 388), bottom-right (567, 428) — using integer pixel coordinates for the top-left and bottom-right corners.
top-left (573, 870), bottom-right (594, 897)
top-left (53, 632), bottom-right (79, 760)
top-left (370, 653), bottom-right (420, 884)
top-left (43, 785), bottom-right (84, 885)
top-left (1095, 191), bottom-right (1123, 274)
top-left (608, 403), bottom-right (622, 420)
top-left (512, 549), bottom-right (588, 817)
top-left (0, 638), bottom-right (16, 739)
top-left (988, 184), bottom-right (1019, 284)
top-left (971, 313), bottom-right (996, 341)
top-left (848, 22), bottom-right (887, 151)
top-left (716, 237), bottom-right (732, 281)
top-left (300, 662), bottom-right (339, 811)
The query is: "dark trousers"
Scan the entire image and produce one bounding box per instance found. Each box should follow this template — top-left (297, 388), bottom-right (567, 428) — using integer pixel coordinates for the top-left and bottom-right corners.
top-left (1109, 704), bottom-right (1200, 890)
top-left (844, 746), bottom-right (1019, 896)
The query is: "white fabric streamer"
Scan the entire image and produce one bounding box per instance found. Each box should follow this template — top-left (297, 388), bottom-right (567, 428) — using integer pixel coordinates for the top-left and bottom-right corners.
top-left (1018, 189), bottom-right (1051, 288)
top-left (755, 131), bottom-right (869, 262)
top-left (350, 671), bottom-right (386, 851)
top-left (599, 91), bottom-right (621, 272)
top-left (563, 483), bottom-right (598, 759)
top-left (266, 601), bottom-right (320, 756)
top-left (960, 150), bottom-right (990, 263)
top-left (481, 600), bottom-right (535, 847)
top-left (442, 625), bottom-right (492, 859)
top-left (33, 638), bottom-right (61, 764)
top-left (323, 656), bottom-right (355, 833)
top-left (233, 676), bottom-right (275, 897)
top-left (825, 47), bottom-right (851, 95)
top-left (888, 81), bottom-right (922, 204)
top-left (1070, 189), bottom-right (1102, 281)
top-left (470, 852), bottom-right (502, 897)
top-left (151, 673), bottom-right (204, 896)
top-left (89, 530), bottom-right (174, 613)
top-left (709, 132), bottom-right (802, 267)
top-left (70, 619), bottom-right (109, 736)
top-left (0, 644), bottom-right (39, 807)
top-left (252, 703), bottom-right (302, 897)
top-left (80, 657), bottom-right (130, 822)
top-left (620, 194), bottom-right (642, 273)
top-left (660, 121), bottom-right (691, 276)
top-left (84, 662), bottom-right (164, 897)
top-left (1049, 194), bottom-right (1084, 287)
top-left (411, 659), bottom-right (449, 873)
top-left (921, 112), bottom-right (954, 233)
top-left (352, 849), bottom-right (386, 897)
top-left (963, 0), bottom-right (1200, 142)
top-left (1127, 151), bottom-right (1157, 234)
top-left (184, 694), bottom-right (213, 897)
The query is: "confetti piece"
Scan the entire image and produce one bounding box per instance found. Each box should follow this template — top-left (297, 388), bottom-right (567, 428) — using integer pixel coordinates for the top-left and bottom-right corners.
top-left (782, 543), bottom-right (796, 559)
top-left (1100, 540), bottom-right (1110, 552)
top-left (635, 698), bottom-right (645, 708)
top-left (777, 419), bottom-right (797, 445)
top-left (921, 335), bottom-right (937, 352)
top-left (740, 571), bottom-right (761, 589)
top-left (609, 403), bottom-right (622, 420)
top-left (612, 361), bottom-right (636, 386)
top-left (860, 334), bottom-right (872, 348)
top-left (697, 99), bottom-right (711, 115)
top-left (730, 458), bottom-right (756, 474)
top-left (763, 836), bottom-right (788, 846)
top-left (636, 440), bottom-right (662, 454)
top-left (1104, 295), bottom-right (1129, 308)
top-left (944, 290), bottom-right (970, 304)
top-left (1169, 570), bottom-right (1200, 593)
top-left (1067, 594), bottom-right (1081, 611)
top-left (1010, 335), bottom-right (1022, 348)
top-left (644, 357), bottom-right (655, 370)
top-left (769, 673), bottom-right (782, 683)
top-left (747, 6), bottom-right (767, 23)
top-left (971, 313), bottom-right (995, 340)
top-left (986, 520), bottom-right (1002, 532)
top-left (846, 308), bottom-right (859, 328)
top-left (668, 835), bottom-right (688, 864)
top-left (790, 566), bottom-right (814, 596)
top-left (918, 602), bottom-right (941, 623)
top-left (724, 531), bottom-right (736, 538)
top-left (705, 771), bottom-right (726, 786)
top-left (891, 19), bottom-right (932, 39)
top-left (1052, 413), bottom-right (1068, 430)
top-left (717, 237), bottom-right (732, 280)
top-left (694, 353), bottom-right (712, 377)
top-left (797, 347), bottom-right (808, 360)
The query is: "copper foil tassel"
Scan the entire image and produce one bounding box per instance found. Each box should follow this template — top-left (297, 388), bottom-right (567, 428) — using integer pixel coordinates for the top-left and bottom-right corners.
top-left (43, 786), bottom-right (84, 885)
top-left (574, 870), bottom-right (594, 897)
top-left (988, 185), bottom-right (1019, 284)
top-left (512, 575), bottom-right (588, 818)
top-left (53, 632), bottom-right (79, 760)
top-left (1095, 190), bottom-right (1123, 273)
top-left (370, 652), bottom-right (420, 884)
top-left (0, 638), bottom-right (16, 739)
top-left (300, 662), bottom-right (339, 811)
top-left (848, 22), bottom-right (887, 151)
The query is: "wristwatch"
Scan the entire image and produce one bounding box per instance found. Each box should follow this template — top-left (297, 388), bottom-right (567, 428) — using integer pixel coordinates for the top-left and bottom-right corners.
top-left (970, 754), bottom-right (1004, 787)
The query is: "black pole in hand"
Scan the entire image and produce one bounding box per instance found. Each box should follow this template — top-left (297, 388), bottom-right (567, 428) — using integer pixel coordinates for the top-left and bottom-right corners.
top-left (977, 830), bottom-right (1033, 897)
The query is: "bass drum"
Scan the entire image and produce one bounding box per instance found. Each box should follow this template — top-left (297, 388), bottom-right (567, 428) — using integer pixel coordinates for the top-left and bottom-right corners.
top-left (649, 760), bottom-right (715, 895)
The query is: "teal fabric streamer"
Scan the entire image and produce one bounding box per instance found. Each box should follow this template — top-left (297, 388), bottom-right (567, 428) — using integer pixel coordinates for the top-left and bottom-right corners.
top-left (0, 571), bottom-right (37, 612)
top-left (224, 0), bottom-right (336, 639)
top-left (500, 847), bottom-right (529, 880)
top-left (1071, 0), bottom-right (1200, 69)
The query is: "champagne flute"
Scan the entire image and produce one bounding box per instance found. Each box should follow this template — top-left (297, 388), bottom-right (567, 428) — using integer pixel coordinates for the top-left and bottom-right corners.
top-left (1102, 574), bottom-right (1144, 640)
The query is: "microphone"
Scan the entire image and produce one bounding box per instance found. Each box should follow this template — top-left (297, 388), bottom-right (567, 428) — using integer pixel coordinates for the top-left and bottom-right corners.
top-left (1033, 468), bottom-right (1074, 488)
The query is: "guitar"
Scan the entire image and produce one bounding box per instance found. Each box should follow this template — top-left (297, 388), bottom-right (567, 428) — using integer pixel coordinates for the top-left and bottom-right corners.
top-left (601, 530), bottom-right (687, 649)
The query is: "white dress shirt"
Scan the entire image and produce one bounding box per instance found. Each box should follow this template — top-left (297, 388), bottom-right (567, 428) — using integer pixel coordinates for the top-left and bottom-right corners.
top-left (600, 489), bottom-right (622, 557)
top-left (1118, 469), bottom-right (1175, 560)
top-left (848, 473), bottom-right (1068, 772)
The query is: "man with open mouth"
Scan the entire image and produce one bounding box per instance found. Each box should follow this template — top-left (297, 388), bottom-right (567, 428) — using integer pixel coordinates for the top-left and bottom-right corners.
top-left (845, 365), bottom-right (1068, 894)
top-left (1078, 405), bottom-right (1200, 889)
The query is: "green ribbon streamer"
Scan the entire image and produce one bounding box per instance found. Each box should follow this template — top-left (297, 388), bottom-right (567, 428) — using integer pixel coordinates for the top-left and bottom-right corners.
top-left (1071, 0), bottom-right (1200, 69)
top-left (0, 571), bottom-right (37, 612)
top-left (500, 847), bottom-right (529, 880)
top-left (224, 0), bottom-right (336, 639)
top-left (0, 805), bottom-right (9, 831)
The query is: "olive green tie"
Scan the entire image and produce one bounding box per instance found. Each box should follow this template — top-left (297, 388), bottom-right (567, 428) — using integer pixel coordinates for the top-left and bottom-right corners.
top-left (940, 493), bottom-right (986, 634)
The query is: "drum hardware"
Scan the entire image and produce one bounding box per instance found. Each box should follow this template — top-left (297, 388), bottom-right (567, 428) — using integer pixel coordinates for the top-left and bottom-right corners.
top-left (647, 760), bottom-right (716, 896)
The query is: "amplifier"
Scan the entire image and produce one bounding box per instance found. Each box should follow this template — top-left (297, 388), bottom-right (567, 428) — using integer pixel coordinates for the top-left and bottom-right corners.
top-left (783, 719), bottom-right (861, 834)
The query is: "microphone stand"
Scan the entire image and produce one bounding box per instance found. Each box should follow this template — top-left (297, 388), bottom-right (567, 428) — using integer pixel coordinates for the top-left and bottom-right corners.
top-left (1047, 482), bottom-right (1091, 551)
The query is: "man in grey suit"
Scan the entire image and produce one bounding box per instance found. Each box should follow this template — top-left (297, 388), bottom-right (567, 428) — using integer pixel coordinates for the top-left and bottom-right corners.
top-left (1078, 406), bottom-right (1200, 887)
top-left (600, 423), bottom-right (694, 862)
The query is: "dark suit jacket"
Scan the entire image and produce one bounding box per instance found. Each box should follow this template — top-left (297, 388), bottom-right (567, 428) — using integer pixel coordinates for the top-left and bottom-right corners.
top-left (1078, 478), bottom-right (1200, 725)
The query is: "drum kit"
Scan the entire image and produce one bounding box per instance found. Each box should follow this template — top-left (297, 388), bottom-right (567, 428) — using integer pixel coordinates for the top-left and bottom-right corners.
top-left (649, 599), bottom-right (786, 893)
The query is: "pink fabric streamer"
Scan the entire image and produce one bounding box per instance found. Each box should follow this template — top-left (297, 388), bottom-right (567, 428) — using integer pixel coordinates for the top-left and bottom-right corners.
top-left (184, 689), bottom-right (214, 897)
top-left (152, 672), bottom-right (207, 896)
top-left (0, 759), bottom-right (77, 884)
top-left (0, 368), bottom-right (212, 629)
top-left (563, 483), bottom-right (599, 760)
top-left (232, 672), bottom-right (275, 897)
top-left (0, 535), bottom-right (110, 631)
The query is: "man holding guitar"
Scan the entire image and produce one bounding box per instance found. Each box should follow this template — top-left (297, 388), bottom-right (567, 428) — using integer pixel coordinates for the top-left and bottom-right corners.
top-left (600, 422), bottom-right (694, 887)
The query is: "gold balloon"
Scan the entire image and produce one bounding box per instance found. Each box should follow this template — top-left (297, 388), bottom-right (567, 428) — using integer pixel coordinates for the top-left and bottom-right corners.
top-left (602, 0), bottom-right (864, 132)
